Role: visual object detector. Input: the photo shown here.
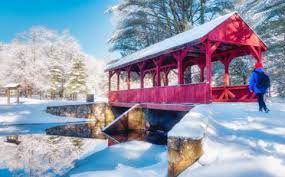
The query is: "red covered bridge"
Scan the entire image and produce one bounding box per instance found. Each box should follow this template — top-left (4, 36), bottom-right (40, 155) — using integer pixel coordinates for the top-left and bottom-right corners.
top-left (105, 12), bottom-right (267, 111)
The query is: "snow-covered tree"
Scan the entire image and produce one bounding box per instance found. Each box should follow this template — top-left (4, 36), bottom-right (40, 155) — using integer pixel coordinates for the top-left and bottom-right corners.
top-left (0, 26), bottom-right (107, 99)
top-left (107, 0), bottom-right (234, 56)
top-left (65, 55), bottom-right (87, 100)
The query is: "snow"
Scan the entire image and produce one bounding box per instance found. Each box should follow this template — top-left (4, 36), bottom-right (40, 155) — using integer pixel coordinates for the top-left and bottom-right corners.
top-left (2, 96), bottom-right (285, 177)
top-left (170, 102), bottom-right (285, 177)
top-left (0, 97), bottom-right (94, 125)
top-left (3, 83), bottom-right (20, 88)
top-left (105, 12), bottom-right (236, 71)
top-left (68, 141), bottom-right (167, 177)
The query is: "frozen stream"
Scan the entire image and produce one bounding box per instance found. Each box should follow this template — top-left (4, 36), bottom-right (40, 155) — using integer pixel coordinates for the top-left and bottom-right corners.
top-left (0, 123), bottom-right (167, 177)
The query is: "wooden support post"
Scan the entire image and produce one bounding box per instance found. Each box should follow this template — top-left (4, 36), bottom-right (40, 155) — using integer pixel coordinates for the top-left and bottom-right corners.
top-left (138, 62), bottom-right (145, 89)
top-left (126, 67), bottom-right (131, 90)
top-left (165, 70), bottom-right (170, 86)
top-left (177, 59), bottom-right (183, 85)
top-left (205, 40), bottom-right (221, 102)
top-left (140, 72), bottom-right (145, 89)
top-left (198, 64), bottom-right (205, 82)
top-left (154, 57), bottom-right (164, 87)
top-left (116, 70), bottom-right (120, 91)
top-left (108, 71), bottom-right (112, 91)
top-left (16, 87), bottom-right (20, 104)
top-left (224, 61), bottom-right (230, 86)
top-left (152, 72), bottom-right (156, 87)
top-left (220, 53), bottom-right (235, 87)
top-left (205, 41), bottom-right (221, 84)
top-left (7, 89), bottom-right (10, 104)
top-left (173, 47), bottom-right (189, 85)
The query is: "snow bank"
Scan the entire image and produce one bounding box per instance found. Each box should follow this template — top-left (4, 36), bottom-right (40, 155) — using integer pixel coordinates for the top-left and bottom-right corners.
top-left (0, 97), bottom-right (95, 125)
top-left (69, 141), bottom-right (167, 177)
top-left (168, 105), bottom-right (210, 139)
top-left (171, 102), bottom-right (285, 177)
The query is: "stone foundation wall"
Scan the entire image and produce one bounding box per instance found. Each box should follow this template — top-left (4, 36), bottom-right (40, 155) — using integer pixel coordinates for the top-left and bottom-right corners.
top-left (103, 105), bottom-right (145, 134)
top-left (46, 103), bottom-right (114, 124)
top-left (168, 136), bottom-right (203, 177)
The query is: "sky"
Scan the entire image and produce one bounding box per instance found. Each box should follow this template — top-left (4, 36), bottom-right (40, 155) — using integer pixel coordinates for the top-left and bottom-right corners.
top-left (0, 0), bottom-right (118, 60)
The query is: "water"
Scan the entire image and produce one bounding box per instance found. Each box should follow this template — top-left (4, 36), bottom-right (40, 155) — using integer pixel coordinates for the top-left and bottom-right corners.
top-left (0, 123), bottom-right (167, 177)
top-left (0, 133), bottom-right (107, 177)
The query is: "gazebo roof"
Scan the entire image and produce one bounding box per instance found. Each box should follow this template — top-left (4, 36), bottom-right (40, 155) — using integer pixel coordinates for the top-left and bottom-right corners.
top-left (105, 12), bottom-right (267, 71)
top-left (3, 83), bottom-right (21, 89)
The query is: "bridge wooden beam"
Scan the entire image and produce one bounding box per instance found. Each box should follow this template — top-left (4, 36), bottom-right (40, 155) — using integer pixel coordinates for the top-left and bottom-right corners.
top-left (172, 47), bottom-right (189, 85)
top-left (138, 62), bottom-right (146, 89)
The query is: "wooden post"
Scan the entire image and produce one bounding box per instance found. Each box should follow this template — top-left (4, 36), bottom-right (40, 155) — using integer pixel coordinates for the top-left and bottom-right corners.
top-left (116, 70), bottom-right (120, 91)
top-left (164, 70), bottom-right (170, 86)
top-left (154, 57), bottom-right (164, 87)
top-left (221, 53), bottom-right (235, 87)
top-left (140, 72), bottom-right (144, 89)
top-left (205, 40), bottom-right (221, 102)
top-left (126, 67), bottom-right (131, 90)
top-left (205, 41), bottom-right (221, 84)
top-left (7, 88), bottom-right (10, 104)
top-left (173, 48), bottom-right (189, 85)
top-left (16, 87), bottom-right (20, 104)
top-left (138, 62), bottom-right (145, 89)
top-left (198, 64), bottom-right (205, 82)
top-left (224, 61), bottom-right (230, 86)
top-left (205, 44), bottom-right (212, 84)
top-left (152, 72), bottom-right (156, 87)
top-left (177, 60), bottom-right (183, 85)
top-left (108, 71), bottom-right (112, 91)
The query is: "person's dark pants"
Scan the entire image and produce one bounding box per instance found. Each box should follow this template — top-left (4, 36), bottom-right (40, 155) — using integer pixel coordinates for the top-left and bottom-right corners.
top-left (256, 93), bottom-right (267, 111)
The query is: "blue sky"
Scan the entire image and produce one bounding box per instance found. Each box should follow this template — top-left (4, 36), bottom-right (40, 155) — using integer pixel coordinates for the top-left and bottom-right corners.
top-left (0, 0), bottom-right (118, 60)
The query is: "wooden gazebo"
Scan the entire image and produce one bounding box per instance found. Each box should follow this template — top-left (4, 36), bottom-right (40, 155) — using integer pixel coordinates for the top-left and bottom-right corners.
top-left (105, 12), bottom-right (267, 111)
top-left (4, 83), bottom-right (21, 104)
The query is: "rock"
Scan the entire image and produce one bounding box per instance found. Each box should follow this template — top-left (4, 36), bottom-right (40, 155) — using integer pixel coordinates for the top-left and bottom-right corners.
top-left (168, 136), bottom-right (203, 177)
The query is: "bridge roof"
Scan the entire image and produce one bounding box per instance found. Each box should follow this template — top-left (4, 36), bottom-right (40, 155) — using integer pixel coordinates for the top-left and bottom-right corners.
top-left (105, 12), bottom-right (266, 71)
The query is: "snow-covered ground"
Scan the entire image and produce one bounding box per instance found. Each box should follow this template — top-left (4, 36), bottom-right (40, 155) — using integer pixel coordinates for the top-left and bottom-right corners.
top-left (69, 102), bottom-right (285, 177)
top-left (68, 141), bottom-right (167, 177)
top-left (0, 97), bottom-right (104, 126)
top-left (172, 102), bottom-right (285, 177)
top-left (1, 96), bottom-right (285, 177)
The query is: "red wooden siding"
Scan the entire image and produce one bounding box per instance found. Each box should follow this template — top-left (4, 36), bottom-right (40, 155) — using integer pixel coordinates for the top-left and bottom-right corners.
top-left (109, 83), bottom-right (211, 104)
top-left (206, 14), bottom-right (266, 49)
top-left (212, 85), bottom-right (256, 102)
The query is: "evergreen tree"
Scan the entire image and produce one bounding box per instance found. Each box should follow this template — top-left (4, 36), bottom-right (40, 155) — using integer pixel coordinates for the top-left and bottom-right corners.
top-left (66, 56), bottom-right (87, 99)
top-left (49, 65), bottom-right (65, 99)
top-left (108, 0), bottom-right (233, 56)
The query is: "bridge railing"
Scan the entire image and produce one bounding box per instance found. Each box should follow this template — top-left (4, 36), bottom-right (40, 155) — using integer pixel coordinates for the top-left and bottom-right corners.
top-left (109, 83), bottom-right (211, 104)
top-left (212, 85), bottom-right (256, 102)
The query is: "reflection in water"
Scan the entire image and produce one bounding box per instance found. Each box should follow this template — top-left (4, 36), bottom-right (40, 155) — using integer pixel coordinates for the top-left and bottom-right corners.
top-left (0, 122), bottom-right (167, 176)
top-left (46, 122), bottom-right (107, 139)
top-left (0, 134), bottom-right (107, 177)
top-left (46, 123), bottom-right (167, 145)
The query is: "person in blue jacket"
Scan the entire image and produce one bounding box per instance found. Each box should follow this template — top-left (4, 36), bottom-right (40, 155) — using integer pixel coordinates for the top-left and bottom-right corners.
top-left (249, 62), bottom-right (270, 113)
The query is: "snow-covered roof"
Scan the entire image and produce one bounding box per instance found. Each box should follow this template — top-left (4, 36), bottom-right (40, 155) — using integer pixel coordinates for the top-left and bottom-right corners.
top-left (105, 12), bottom-right (237, 71)
top-left (3, 83), bottom-right (20, 88)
